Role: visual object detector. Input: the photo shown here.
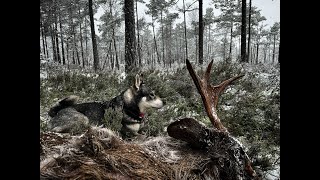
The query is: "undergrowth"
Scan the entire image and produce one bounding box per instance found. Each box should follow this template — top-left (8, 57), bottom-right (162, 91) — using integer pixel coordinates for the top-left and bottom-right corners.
top-left (40, 60), bottom-right (280, 174)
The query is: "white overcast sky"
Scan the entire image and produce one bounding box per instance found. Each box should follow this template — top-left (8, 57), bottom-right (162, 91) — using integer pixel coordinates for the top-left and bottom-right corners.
top-left (95, 0), bottom-right (280, 35)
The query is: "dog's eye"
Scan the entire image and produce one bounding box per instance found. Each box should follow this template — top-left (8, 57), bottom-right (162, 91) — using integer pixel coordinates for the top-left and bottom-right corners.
top-left (149, 92), bottom-right (155, 98)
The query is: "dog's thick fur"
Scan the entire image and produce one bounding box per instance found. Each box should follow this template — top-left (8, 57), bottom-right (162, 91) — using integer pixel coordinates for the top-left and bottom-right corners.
top-left (48, 74), bottom-right (163, 137)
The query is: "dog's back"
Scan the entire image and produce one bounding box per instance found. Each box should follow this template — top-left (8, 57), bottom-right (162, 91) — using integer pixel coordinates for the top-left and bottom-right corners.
top-left (48, 95), bottom-right (111, 134)
top-left (48, 95), bottom-right (79, 118)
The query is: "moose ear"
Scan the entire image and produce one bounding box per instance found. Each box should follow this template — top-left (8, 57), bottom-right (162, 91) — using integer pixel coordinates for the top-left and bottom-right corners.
top-left (134, 74), bottom-right (142, 90)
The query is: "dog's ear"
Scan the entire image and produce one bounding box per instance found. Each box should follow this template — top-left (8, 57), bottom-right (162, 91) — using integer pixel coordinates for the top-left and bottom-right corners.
top-left (134, 74), bottom-right (142, 90)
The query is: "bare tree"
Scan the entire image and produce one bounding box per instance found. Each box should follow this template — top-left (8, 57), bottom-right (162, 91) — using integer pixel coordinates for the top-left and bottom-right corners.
top-left (88, 0), bottom-right (99, 71)
top-left (124, 0), bottom-right (136, 73)
top-left (247, 0), bottom-right (252, 62)
top-left (198, 0), bottom-right (203, 65)
top-left (240, 0), bottom-right (247, 62)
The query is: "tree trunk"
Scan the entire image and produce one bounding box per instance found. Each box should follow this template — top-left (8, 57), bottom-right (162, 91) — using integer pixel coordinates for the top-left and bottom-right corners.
top-left (183, 0), bottom-right (188, 59)
top-left (207, 24), bottom-right (211, 61)
top-left (66, 40), bottom-right (69, 65)
top-left (40, 20), bottom-right (46, 57)
top-left (195, 31), bottom-right (198, 63)
top-left (89, 0), bottom-right (100, 72)
top-left (229, 22), bottom-right (233, 60)
top-left (251, 45), bottom-right (254, 64)
top-left (223, 32), bottom-right (227, 61)
top-left (50, 25), bottom-right (57, 62)
top-left (72, 23), bottom-right (80, 65)
top-left (247, 0), bottom-right (252, 63)
top-left (278, 41), bottom-right (280, 64)
top-left (240, 0), bottom-right (247, 62)
top-left (54, 19), bottom-right (61, 63)
top-left (67, 6), bottom-right (73, 65)
top-left (109, 41), bottom-right (114, 69)
top-left (78, 5), bottom-right (85, 68)
top-left (59, 11), bottom-right (66, 65)
top-left (256, 43), bottom-right (259, 64)
top-left (124, 0), bottom-right (136, 73)
top-left (263, 45), bottom-right (266, 63)
top-left (45, 35), bottom-right (49, 58)
top-left (198, 0), bottom-right (203, 65)
top-left (272, 34), bottom-right (276, 64)
top-left (169, 24), bottom-right (173, 68)
top-left (84, 17), bottom-right (89, 66)
top-left (160, 11), bottom-right (165, 66)
top-left (176, 30), bottom-right (179, 62)
top-left (151, 18), bottom-right (160, 64)
top-left (112, 28), bottom-right (119, 70)
top-left (135, 0), bottom-right (141, 67)
top-left (109, 1), bottom-right (119, 70)
top-left (72, 44), bottom-right (75, 64)
top-left (146, 39), bottom-right (151, 65)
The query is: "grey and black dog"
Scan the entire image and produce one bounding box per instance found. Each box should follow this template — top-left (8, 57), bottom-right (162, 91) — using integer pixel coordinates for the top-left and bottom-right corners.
top-left (47, 74), bottom-right (164, 138)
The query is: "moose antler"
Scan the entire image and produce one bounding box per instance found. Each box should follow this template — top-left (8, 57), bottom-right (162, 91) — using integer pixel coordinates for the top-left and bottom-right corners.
top-left (167, 60), bottom-right (258, 179)
top-left (186, 59), bottom-right (244, 132)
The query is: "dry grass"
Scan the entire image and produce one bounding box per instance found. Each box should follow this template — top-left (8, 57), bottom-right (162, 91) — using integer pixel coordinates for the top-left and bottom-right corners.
top-left (40, 126), bottom-right (257, 180)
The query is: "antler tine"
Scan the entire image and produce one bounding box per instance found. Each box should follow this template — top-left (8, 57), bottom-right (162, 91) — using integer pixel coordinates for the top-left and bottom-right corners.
top-left (187, 59), bottom-right (226, 131)
top-left (186, 59), bottom-right (202, 93)
top-left (204, 60), bottom-right (213, 83)
top-left (186, 59), bottom-right (243, 132)
top-left (211, 74), bottom-right (244, 109)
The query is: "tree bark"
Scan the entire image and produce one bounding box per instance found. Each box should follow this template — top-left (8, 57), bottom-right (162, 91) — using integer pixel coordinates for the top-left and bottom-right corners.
top-left (223, 32), bottom-right (227, 61)
top-left (78, 5), bottom-right (85, 68)
top-left (272, 34), bottom-right (276, 64)
top-left (45, 35), bottom-right (49, 58)
top-left (113, 28), bottom-right (119, 70)
top-left (109, 1), bottom-right (119, 71)
top-left (229, 22), bottom-right (233, 60)
top-left (247, 0), bottom-right (252, 63)
top-left (263, 44), bottom-right (267, 63)
top-left (124, 0), bottom-right (136, 73)
top-left (73, 27), bottom-right (80, 65)
top-left (169, 24), bottom-right (173, 68)
top-left (278, 41), bottom-right (280, 64)
top-left (54, 19), bottom-right (61, 63)
top-left (198, 0), bottom-right (203, 65)
top-left (66, 40), bottom-right (69, 65)
top-left (109, 41), bottom-right (114, 69)
top-left (160, 11), bottom-right (165, 66)
top-left (151, 18), bottom-right (160, 64)
top-left (59, 10), bottom-right (66, 65)
top-left (89, 0), bottom-right (100, 72)
top-left (84, 17), bottom-right (89, 66)
top-left (240, 0), bottom-right (247, 62)
top-left (50, 25), bottom-right (57, 62)
top-left (183, 0), bottom-right (188, 59)
top-left (256, 43), bottom-right (259, 64)
top-left (40, 19), bottom-right (46, 57)
top-left (135, 0), bottom-right (141, 67)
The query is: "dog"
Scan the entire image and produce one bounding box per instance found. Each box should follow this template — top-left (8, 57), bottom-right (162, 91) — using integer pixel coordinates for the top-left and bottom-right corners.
top-left (47, 74), bottom-right (164, 138)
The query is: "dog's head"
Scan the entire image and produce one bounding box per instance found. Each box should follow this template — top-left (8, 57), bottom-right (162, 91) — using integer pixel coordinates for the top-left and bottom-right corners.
top-left (122, 74), bottom-right (163, 119)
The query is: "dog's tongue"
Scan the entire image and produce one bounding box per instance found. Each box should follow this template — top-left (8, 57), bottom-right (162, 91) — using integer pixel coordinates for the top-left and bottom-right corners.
top-left (139, 113), bottom-right (144, 119)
